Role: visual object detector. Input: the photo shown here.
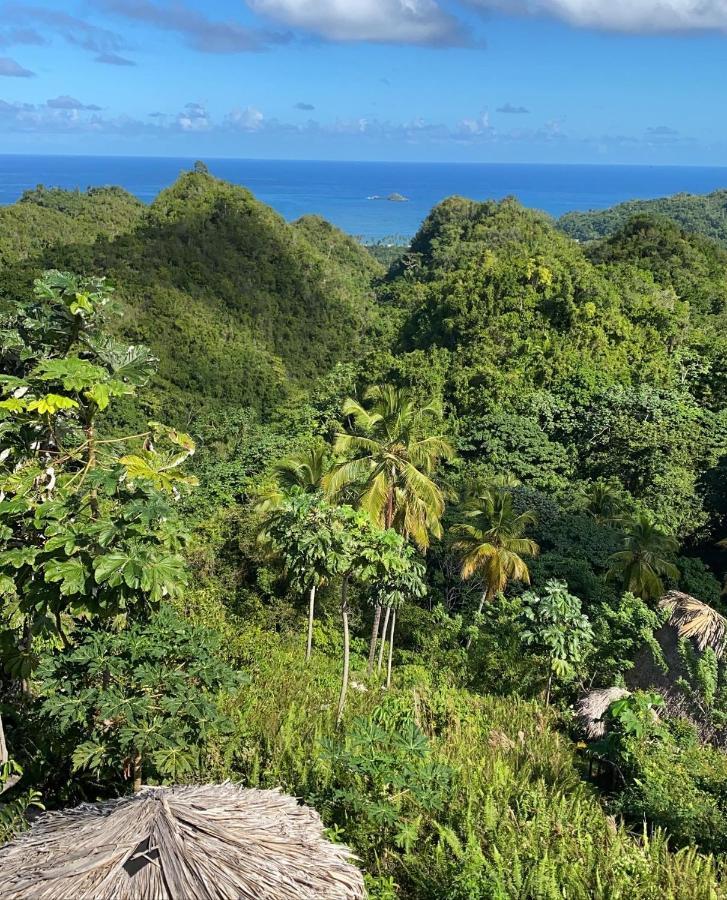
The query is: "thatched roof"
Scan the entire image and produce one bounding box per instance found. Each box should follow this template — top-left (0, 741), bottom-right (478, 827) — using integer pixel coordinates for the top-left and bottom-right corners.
top-left (0, 784), bottom-right (366, 900)
top-left (576, 687), bottom-right (630, 740)
top-left (659, 591), bottom-right (727, 658)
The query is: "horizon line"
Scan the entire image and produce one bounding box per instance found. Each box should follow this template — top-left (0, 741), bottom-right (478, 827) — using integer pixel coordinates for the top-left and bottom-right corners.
top-left (2, 152), bottom-right (727, 171)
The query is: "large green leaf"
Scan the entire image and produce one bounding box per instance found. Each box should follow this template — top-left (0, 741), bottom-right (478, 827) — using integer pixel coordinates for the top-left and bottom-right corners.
top-left (44, 557), bottom-right (87, 597)
top-left (26, 394), bottom-right (78, 415)
top-left (0, 547), bottom-right (38, 568)
top-left (36, 358), bottom-right (107, 391)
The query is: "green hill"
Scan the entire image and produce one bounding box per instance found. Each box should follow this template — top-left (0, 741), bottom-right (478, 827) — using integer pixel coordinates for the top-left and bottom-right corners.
top-left (0, 171), bottom-right (383, 412)
top-left (370, 196), bottom-right (727, 535)
top-left (0, 185), bottom-right (144, 269)
top-left (586, 213), bottom-right (727, 316)
top-left (558, 188), bottom-right (727, 244)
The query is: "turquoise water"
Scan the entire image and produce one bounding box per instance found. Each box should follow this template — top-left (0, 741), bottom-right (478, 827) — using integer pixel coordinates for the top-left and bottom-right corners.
top-left (2, 155), bottom-right (726, 241)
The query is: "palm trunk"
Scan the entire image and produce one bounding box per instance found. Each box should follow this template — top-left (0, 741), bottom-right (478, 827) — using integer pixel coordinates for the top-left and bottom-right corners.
top-left (19, 618), bottom-right (31, 697)
top-left (386, 610), bottom-right (396, 689)
top-left (377, 606), bottom-right (391, 673)
top-left (336, 575), bottom-right (351, 727)
top-left (367, 604), bottom-right (382, 676)
top-left (465, 589), bottom-right (489, 650)
top-left (369, 490), bottom-right (396, 674)
top-left (132, 750), bottom-right (142, 793)
top-left (305, 584), bottom-right (316, 662)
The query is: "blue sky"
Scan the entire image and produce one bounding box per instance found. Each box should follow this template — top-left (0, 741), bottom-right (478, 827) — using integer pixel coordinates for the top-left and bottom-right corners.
top-left (1, 0), bottom-right (727, 163)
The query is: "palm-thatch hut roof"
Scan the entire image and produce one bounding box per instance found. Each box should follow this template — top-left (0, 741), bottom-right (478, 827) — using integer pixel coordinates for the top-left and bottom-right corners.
top-left (0, 784), bottom-right (366, 900)
top-left (576, 687), bottom-right (630, 740)
top-left (659, 591), bottom-right (727, 657)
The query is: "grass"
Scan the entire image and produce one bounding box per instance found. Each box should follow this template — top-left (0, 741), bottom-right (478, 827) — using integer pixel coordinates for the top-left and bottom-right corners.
top-left (202, 616), bottom-right (727, 899)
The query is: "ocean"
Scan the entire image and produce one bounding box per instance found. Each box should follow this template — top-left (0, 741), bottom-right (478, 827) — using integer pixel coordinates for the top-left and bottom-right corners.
top-left (1, 155), bottom-right (727, 241)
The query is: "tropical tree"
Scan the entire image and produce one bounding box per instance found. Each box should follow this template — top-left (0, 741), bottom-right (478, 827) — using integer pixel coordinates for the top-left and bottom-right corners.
top-left (325, 384), bottom-right (453, 671)
top-left (331, 510), bottom-right (423, 723)
top-left (255, 445), bottom-right (332, 514)
top-left (607, 513), bottom-right (679, 601)
top-left (452, 483), bottom-right (539, 647)
top-left (0, 272), bottom-right (195, 683)
top-left (370, 546), bottom-right (427, 688)
top-left (274, 445), bottom-right (330, 493)
top-left (260, 493), bottom-right (349, 661)
top-left (519, 580), bottom-right (594, 704)
top-left (38, 604), bottom-right (242, 791)
top-left (577, 479), bottom-right (628, 524)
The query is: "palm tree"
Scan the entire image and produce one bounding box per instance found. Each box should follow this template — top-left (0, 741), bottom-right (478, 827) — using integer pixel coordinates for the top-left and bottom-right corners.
top-left (453, 484), bottom-right (539, 647)
top-left (255, 445), bottom-right (330, 514)
top-left (578, 479), bottom-right (627, 524)
top-left (607, 512), bottom-right (679, 601)
top-left (274, 445), bottom-right (329, 493)
top-left (325, 384), bottom-right (454, 671)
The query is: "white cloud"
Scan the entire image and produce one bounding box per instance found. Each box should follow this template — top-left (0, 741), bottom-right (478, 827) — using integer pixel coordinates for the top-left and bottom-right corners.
top-left (457, 111), bottom-right (491, 135)
top-left (177, 102), bottom-right (210, 131)
top-left (227, 106), bottom-right (264, 130)
top-left (466, 0), bottom-right (727, 33)
top-left (247, 0), bottom-right (466, 44)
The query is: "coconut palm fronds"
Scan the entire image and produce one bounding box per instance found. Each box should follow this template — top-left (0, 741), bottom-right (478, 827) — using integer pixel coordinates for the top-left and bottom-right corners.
top-left (576, 687), bottom-right (631, 740)
top-left (660, 590), bottom-right (727, 658)
top-left (0, 784), bottom-right (365, 900)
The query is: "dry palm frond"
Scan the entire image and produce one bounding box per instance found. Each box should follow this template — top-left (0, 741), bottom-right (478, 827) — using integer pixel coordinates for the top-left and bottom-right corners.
top-left (488, 729), bottom-right (516, 752)
top-left (0, 784), bottom-right (365, 900)
top-left (577, 687), bottom-right (631, 740)
top-left (660, 591), bottom-right (727, 658)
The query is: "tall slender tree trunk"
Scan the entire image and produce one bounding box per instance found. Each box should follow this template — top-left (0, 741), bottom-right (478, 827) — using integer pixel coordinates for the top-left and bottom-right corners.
top-left (19, 618), bottom-right (31, 697)
top-left (377, 606), bottom-right (391, 673)
top-left (386, 610), bottom-right (397, 689)
top-left (368, 489), bottom-right (395, 672)
top-left (465, 588), bottom-right (489, 650)
top-left (305, 584), bottom-right (317, 662)
top-left (545, 670), bottom-right (553, 707)
top-left (336, 575), bottom-right (351, 727)
top-left (132, 751), bottom-right (142, 793)
top-left (367, 605), bottom-right (382, 675)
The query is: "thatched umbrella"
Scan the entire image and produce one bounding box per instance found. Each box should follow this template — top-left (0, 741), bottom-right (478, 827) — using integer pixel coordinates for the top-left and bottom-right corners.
top-left (576, 687), bottom-right (630, 740)
top-left (0, 784), bottom-right (366, 900)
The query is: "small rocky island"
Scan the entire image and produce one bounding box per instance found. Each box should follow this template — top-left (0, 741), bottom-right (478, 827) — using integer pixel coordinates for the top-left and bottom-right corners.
top-left (367, 193), bottom-right (409, 202)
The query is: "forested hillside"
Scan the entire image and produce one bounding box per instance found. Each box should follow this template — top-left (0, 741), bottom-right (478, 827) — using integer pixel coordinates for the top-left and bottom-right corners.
top-left (559, 187), bottom-right (727, 244)
top-left (366, 197), bottom-right (727, 536)
top-left (0, 169), bottom-right (383, 411)
top-left (1, 173), bottom-right (727, 898)
top-left (0, 185), bottom-right (144, 269)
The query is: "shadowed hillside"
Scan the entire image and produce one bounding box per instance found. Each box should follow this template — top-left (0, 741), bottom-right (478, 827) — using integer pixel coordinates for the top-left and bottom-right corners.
top-left (0, 170), bottom-right (383, 411)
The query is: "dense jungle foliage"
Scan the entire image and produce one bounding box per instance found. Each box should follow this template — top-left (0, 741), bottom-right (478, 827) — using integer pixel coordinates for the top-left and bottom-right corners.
top-left (559, 187), bottom-right (727, 245)
top-left (1, 168), bottom-right (727, 898)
